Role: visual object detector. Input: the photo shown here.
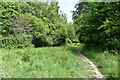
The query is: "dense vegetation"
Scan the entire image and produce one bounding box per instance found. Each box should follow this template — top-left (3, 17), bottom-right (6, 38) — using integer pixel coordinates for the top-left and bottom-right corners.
top-left (1, 1), bottom-right (119, 79)
top-left (1, 2), bottom-right (76, 48)
top-left (72, 2), bottom-right (120, 50)
top-left (73, 2), bottom-right (120, 78)
top-left (72, 2), bottom-right (119, 79)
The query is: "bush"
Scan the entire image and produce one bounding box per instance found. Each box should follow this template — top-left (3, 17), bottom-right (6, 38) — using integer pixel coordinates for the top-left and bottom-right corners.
top-left (1, 13), bottom-right (34, 49)
top-left (2, 34), bottom-right (34, 49)
top-left (65, 23), bottom-right (77, 43)
top-left (3, 13), bottom-right (68, 48)
top-left (73, 2), bottom-right (120, 50)
top-left (31, 16), bottom-right (67, 47)
top-left (2, 12), bottom-right (68, 48)
top-left (9, 13), bottom-right (33, 34)
top-left (1, 2), bottom-right (21, 36)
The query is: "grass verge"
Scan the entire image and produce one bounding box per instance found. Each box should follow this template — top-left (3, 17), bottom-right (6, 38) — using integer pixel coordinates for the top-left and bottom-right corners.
top-left (72, 43), bottom-right (118, 79)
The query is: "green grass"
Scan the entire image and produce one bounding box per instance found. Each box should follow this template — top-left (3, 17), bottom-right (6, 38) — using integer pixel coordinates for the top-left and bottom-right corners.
top-left (74, 44), bottom-right (118, 78)
top-left (1, 43), bottom-right (118, 78)
top-left (1, 46), bottom-right (94, 78)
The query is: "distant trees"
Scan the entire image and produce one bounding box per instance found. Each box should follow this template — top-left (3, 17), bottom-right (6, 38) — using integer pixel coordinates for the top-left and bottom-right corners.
top-left (72, 2), bottom-right (120, 50)
top-left (1, 2), bottom-right (76, 48)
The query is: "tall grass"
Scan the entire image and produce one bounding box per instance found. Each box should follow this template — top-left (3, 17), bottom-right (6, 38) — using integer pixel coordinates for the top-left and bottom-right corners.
top-left (75, 44), bottom-right (118, 79)
top-left (1, 44), bottom-right (118, 78)
top-left (2, 46), bottom-right (94, 78)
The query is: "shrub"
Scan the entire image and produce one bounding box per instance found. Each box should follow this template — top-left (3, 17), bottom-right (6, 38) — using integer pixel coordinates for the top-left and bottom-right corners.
top-left (2, 34), bottom-right (34, 49)
top-left (9, 13), bottom-right (33, 34)
top-left (73, 2), bottom-right (120, 50)
top-left (2, 13), bottom-right (68, 48)
top-left (65, 23), bottom-right (76, 43)
top-left (31, 16), bottom-right (67, 47)
top-left (2, 13), bottom-right (34, 49)
top-left (1, 2), bottom-right (21, 36)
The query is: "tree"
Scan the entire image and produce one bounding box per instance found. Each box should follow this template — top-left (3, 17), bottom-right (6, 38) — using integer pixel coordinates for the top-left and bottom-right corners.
top-left (1, 2), bottom-right (21, 36)
top-left (72, 2), bottom-right (120, 49)
top-left (59, 11), bottom-right (67, 22)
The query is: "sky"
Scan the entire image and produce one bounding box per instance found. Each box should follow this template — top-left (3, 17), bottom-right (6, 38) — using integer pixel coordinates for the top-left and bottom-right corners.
top-left (58, 0), bottom-right (79, 22)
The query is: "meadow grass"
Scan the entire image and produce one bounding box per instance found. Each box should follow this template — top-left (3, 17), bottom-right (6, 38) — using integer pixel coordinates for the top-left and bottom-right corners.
top-left (1, 44), bottom-right (118, 78)
top-left (74, 44), bottom-right (118, 78)
top-left (1, 46), bottom-right (94, 78)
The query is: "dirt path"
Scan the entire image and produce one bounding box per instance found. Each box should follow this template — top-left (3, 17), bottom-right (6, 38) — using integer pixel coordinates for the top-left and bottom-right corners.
top-left (77, 50), bottom-right (106, 78)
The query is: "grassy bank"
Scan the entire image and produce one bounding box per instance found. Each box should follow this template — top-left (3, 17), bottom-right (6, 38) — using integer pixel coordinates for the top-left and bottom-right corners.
top-left (72, 43), bottom-right (118, 78)
top-left (2, 46), bottom-right (94, 78)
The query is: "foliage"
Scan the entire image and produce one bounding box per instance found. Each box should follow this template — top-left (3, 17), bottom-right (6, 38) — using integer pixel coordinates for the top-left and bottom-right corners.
top-left (9, 13), bottom-right (33, 34)
top-left (2, 34), bottom-right (34, 49)
top-left (1, 2), bottom-right (119, 79)
top-left (1, 2), bottom-right (21, 36)
top-left (20, 2), bottom-right (61, 23)
top-left (59, 11), bottom-right (67, 22)
top-left (65, 23), bottom-right (77, 43)
top-left (46, 2), bottom-right (60, 23)
top-left (20, 2), bottom-right (45, 18)
top-left (2, 13), bottom-right (34, 49)
top-left (31, 16), bottom-right (67, 47)
top-left (30, 16), bottom-right (50, 47)
top-left (1, 2), bottom-right (70, 48)
top-left (73, 2), bottom-right (120, 50)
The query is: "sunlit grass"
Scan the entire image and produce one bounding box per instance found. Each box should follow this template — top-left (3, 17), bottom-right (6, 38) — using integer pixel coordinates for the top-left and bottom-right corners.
top-left (77, 44), bottom-right (118, 78)
top-left (2, 46), bottom-right (93, 78)
top-left (2, 43), bottom-right (117, 78)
